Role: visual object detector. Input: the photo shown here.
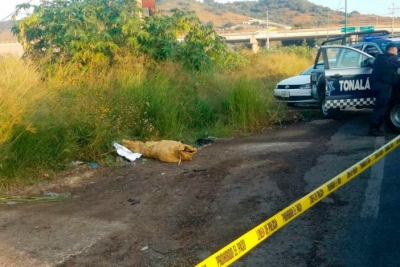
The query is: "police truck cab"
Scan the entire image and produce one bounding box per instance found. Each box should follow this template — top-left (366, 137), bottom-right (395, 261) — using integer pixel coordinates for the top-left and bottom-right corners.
top-left (310, 45), bottom-right (400, 132)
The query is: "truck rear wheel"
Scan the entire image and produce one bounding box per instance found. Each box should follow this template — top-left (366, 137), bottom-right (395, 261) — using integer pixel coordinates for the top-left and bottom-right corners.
top-left (386, 100), bottom-right (400, 133)
top-left (319, 94), bottom-right (340, 119)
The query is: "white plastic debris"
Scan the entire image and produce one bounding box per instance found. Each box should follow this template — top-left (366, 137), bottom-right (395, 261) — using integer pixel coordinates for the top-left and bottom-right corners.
top-left (44, 192), bottom-right (71, 198)
top-left (113, 142), bottom-right (142, 162)
top-left (72, 161), bottom-right (85, 166)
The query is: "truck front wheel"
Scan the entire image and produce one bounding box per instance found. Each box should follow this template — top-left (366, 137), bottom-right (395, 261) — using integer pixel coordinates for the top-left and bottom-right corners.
top-left (386, 100), bottom-right (400, 133)
top-left (320, 94), bottom-right (340, 119)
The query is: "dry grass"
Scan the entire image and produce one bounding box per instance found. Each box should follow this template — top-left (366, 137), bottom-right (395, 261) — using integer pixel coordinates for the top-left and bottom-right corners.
top-left (232, 50), bottom-right (313, 80)
top-left (0, 56), bottom-right (51, 143)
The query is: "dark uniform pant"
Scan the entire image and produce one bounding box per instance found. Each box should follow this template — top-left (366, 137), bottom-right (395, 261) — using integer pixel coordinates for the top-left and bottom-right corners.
top-left (370, 82), bottom-right (392, 129)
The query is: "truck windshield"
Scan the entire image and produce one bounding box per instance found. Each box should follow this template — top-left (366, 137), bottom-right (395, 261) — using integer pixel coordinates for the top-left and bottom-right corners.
top-left (374, 40), bottom-right (400, 56)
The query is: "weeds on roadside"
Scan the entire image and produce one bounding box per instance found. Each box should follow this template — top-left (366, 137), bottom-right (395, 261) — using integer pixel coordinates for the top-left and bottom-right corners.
top-left (0, 49), bottom-right (313, 189)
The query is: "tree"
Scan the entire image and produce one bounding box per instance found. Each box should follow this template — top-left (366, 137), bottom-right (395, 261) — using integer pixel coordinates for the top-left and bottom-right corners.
top-left (12, 0), bottom-right (144, 64)
top-left (222, 22), bottom-right (235, 29)
top-left (140, 9), bottom-right (229, 70)
top-left (12, 1), bottom-right (233, 71)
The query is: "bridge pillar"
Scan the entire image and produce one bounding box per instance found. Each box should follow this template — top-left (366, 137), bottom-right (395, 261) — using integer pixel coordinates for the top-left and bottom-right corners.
top-left (250, 36), bottom-right (259, 53)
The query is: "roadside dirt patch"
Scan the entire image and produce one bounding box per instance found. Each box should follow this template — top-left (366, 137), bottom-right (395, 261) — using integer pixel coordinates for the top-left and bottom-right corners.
top-left (0, 119), bottom-right (343, 267)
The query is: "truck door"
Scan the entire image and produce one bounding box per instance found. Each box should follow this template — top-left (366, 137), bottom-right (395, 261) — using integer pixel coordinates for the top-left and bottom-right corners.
top-left (323, 46), bottom-right (374, 109)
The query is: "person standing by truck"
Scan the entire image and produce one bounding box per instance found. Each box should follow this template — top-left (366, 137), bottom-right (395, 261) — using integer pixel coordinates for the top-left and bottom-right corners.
top-left (368, 42), bottom-right (400, 136)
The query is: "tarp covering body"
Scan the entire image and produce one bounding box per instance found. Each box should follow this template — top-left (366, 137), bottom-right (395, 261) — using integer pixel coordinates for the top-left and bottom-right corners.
top-left (122, 139), bottom-right (197, 163)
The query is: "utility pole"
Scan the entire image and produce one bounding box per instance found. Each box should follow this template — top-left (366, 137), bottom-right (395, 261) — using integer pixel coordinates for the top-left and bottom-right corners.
top-left (342, 0), bottom-right (348, 44)
top-left (344, 0), bottom-right (347, 35)
top-left (327, 11), bottom-right (330, 39)
top-left (389, 3), bottom-right (400, 37)
top-left (266, 9), bottom-right (270, 49)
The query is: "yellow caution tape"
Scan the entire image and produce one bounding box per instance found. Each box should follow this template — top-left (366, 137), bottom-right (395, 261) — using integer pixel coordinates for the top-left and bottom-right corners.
top-left (195, 135), bottom-right (400, 267)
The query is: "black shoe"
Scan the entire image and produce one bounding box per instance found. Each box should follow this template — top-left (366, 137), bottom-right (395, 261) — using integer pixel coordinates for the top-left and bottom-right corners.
top-left (368, 129), bottom-right (386, 137)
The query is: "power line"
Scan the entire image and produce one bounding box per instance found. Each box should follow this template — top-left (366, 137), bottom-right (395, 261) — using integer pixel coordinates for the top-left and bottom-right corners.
top-left (336, 0), bottom-right (342, 12)
top-left (389, 3), bottom-right (400, 36)
top-left (0, 0), bottom-right (35, 22)
top-left (1, 11), bottom-right (18, 22)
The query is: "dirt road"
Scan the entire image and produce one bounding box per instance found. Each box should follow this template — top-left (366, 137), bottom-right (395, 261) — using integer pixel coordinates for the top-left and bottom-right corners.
top-left (0, 118), bottom-right (344, 267)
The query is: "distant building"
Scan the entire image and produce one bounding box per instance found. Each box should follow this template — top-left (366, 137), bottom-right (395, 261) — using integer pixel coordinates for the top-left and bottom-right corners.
top-left (243, 19), bottom-right (264, 25)
top-left (243, 19), bottom-right (292, 30)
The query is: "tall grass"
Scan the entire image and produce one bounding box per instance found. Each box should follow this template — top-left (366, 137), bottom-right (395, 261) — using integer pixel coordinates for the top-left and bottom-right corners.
top-left (0, 49), bottom-right (313, 189)
top-left (0, 57), bottom-right (48, 143)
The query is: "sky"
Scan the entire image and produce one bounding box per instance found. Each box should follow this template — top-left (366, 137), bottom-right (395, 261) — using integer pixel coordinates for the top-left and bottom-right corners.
top-left (1, 0), bottom-right (398, 22)
top-left (306, 0), bottom-right (397, 17)
top-left (0, 0), bottom-right (41, 21)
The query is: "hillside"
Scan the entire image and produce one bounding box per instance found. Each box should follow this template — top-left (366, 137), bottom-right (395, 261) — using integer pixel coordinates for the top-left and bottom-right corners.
top-left (156, 0), bottom-right (394, 29)
top-left (157, 0), bottom-right (253, 27)
top-left (0, 0), bottom-right (395, 43)
top-left (0, 31), bottom-right (16, 42)
top-left (0, 20), bottom-right (17, 42)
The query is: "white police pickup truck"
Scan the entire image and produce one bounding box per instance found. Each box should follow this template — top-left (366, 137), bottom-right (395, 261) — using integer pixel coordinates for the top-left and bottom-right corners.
top-left (310, 45), bottom-right (400, 133)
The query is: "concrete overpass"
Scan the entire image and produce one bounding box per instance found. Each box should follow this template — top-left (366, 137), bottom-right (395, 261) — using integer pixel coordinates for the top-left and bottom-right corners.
top-left (220, 26), bottom-right (400, 51)
top-left (2, 26), bottom-right (400, 57)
